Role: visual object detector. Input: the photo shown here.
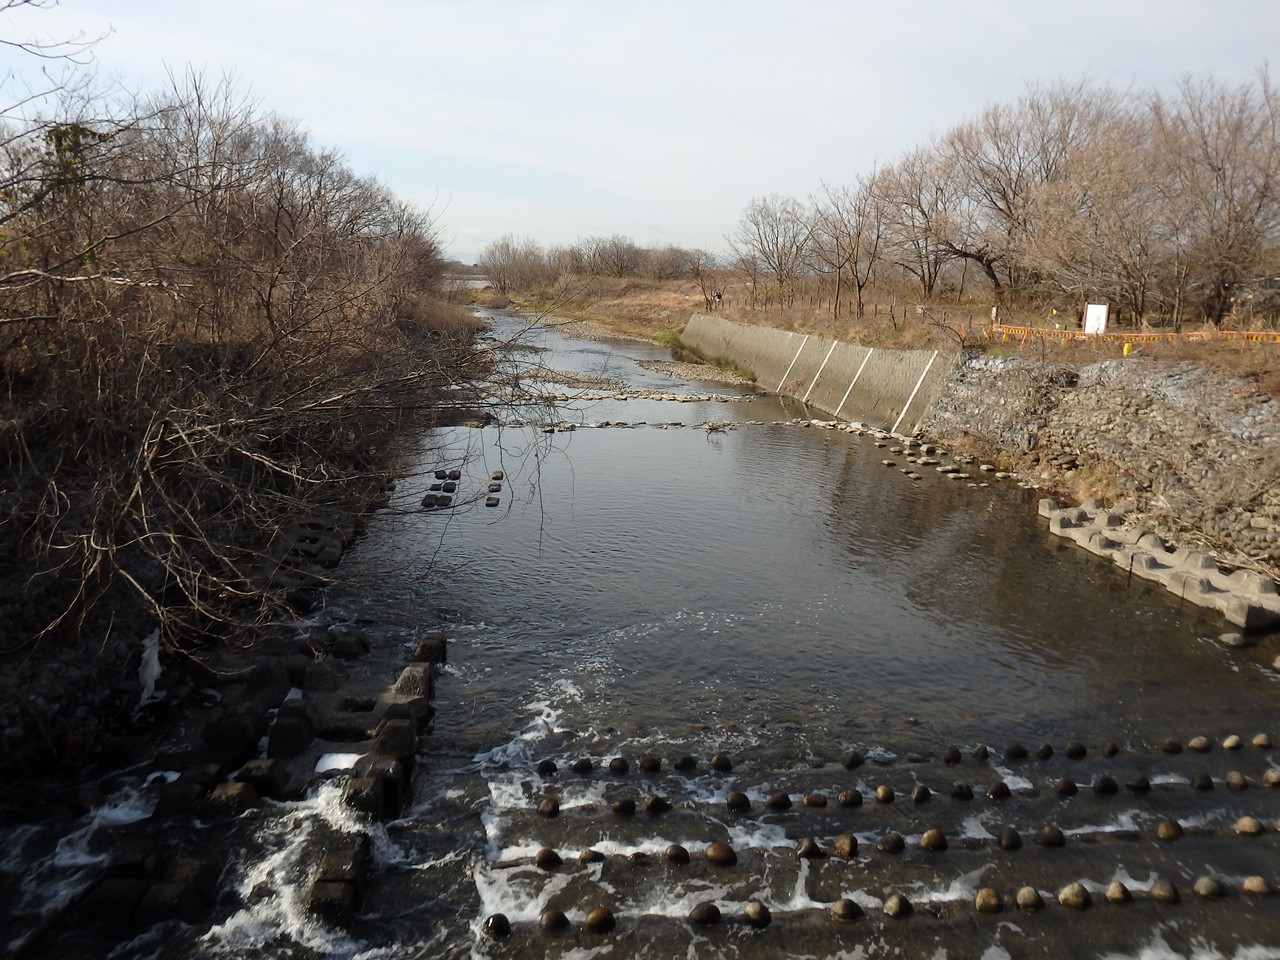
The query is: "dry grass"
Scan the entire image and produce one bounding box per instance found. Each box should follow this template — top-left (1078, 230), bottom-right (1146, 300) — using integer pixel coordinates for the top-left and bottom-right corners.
top-left (489, 276), bottom-right (1279, 395)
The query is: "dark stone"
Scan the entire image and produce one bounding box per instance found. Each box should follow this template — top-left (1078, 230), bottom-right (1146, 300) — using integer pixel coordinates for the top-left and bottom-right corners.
top-left (999, 826), bottom-right (1022, 851)
top-left (688, 902), bottom-right (721, 925)
top-left (483, 914), bottom-right (511, 939)
top-left (910, 784), bottom-right (931, 803)
top-left (1055, 777), bottom-right (1078, 796)
top-left (1036, 825), bottom-right (1066, 847)
top-left (1161, 738), bottom-right (1183, 754)
top-left (1127, 775), bottom-right (1151, 794)
top-left (877, 832), bottom-right (905, 854)
top-left (838, 789), bottom-right (863, 807)
top-left (172, 857), bottom-right (220, 906)
top-left (875, 784), bottom-right (894, 804)
top-left (303, 661), bottom-right (345, 693)
top-left (726, 791), bottom-right (751, 813)
top-left (830, 898), bottom-right (863, 921)
top-left (1191, 772), bottom-right (1214, 791)
top-left (920, 828), bottom-right (947, 851)
top-left (1036, 743), bottom-right (1054, 759)
top-left (987, 781), bottom-right (1010, 800)
top-left (803, 792), bottom-right (827, 808)
top-left (743, 899), bottom-right (772, 927)
top-left (1093, 774), bottom-right (1119, 794)
top-left (411, 633), bottom-right (448, 664)
top-left (307, 880), bottom-right (357, 926)
top-left (537, 759), bottom-right (558, 776)
top-left (951, 782), bottom-right (974, 800)
top-left (1103, 741), bottom-right (1120, 756)
top-left (1016, 887), bottom-right (1043, 911)
top-left (1065, 741), bottom-right (1087, 759)
top-left (584, 906), bottom-right (616, 933)
top-left (353, 756), bottom-right (408, 818)
top-left (883, 893), bottom-right (912, 918)
top-left (709, 753), bottom-right (732, 771)
top-left (237, 758), bottom-right (291, 800)
top-left (373, 719), bottom-right (417, 771)
top-left (796, 837), bottom-right (824, 859)
top-left (534, 847), bottom-right (562, 871)
top-left (833, 833), bottom-right (858, 859)
top-left (943, 746), bottom-right (962, 764)
top-left (665, 844), bottom-right (689, 864)
top-left (106, 841), bottom-right (162, 880)
top-left (317, 842), bottom-right (370, 903)
top-left (975, 888), bottom-right (1002, 913)
top-left (441, 480), bottom-right (457, 493)
top-left (537, 797), bottom-right (560, 818)
top-left (645, 795), bottom-right (671, 815)
top-left (572, 758), bottom-right (594, 775)
top-left (1058, 882), bottom-right (1091, 909)
top-left (639, 756), bottom-right (661, 773)
top-left (1155, 819), bottom-right (1183, 841)
top-left (343, 777), bottom-right (384, 818)
top-left (974, 744), bottom-right (989, 760)
top-left (608, 757), bottom-right (629, 775)
top-left (77, 877), bottom-right (147, 927)
top-left (329, 634), bottom-right (368, 660)
top-left (611, 797), bottom-right (636, 816)
top-left (843, 750), bottom-right (865, 769)
top-left (201, 781), bottom-right (259, 817)
top-left (393, 664), bottom-right (432, 699)
top-left (673, 755), bottom-right (696, 771)
top-left (152, 780), bottom-right (207, 819)
top-left (705, 842), bottom-right (737, 866)
top-left (540, 908), bottom-right (570, 933)
top-left (1005, 743), bottom-right (1028, 760)
top-left (201, 714), bottom-right (263, 767)
top-left (767, 791), bottom-right (793, 810)
top-left (578, 848), bottom-right (604, 864)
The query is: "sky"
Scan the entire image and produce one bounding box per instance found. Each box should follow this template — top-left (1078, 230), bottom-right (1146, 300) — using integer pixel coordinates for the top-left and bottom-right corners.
top-left (1, 1), bottom-right (1277, 263)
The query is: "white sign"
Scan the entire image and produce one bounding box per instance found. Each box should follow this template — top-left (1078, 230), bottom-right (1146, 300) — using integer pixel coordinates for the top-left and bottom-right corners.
top-left (1084, 303), bottom-right (1110, 335)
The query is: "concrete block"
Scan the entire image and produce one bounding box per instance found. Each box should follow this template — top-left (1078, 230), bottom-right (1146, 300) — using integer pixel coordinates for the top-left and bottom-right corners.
top-left (394, 664), bottom-right (432, 699)
top-left (237, 758), bottom-right (291, 799)
top-left (135, 878), bottom-right (207, 926)
top-left (267, 716), bottom-right (315, 759)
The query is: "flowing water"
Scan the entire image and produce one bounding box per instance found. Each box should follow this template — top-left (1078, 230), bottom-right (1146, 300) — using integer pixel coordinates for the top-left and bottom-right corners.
top-left (6, 309), bottom-right (1279, 959)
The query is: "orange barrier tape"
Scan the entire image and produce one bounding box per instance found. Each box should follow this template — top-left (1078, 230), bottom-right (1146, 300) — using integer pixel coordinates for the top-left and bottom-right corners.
top-left (986, 323), bottom-right (1280, 344)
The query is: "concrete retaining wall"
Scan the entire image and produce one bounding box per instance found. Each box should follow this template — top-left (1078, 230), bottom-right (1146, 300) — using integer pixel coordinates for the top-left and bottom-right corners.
top-left (681, 314), bottom-right (960, 433)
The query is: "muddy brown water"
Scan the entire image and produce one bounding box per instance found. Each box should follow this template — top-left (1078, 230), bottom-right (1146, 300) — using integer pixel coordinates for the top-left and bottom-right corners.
top-left (5, 309), bottom-right (1278, 959)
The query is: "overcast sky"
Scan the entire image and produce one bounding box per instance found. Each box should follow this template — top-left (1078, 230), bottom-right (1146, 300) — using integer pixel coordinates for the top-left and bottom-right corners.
top-left (2, 1), bottom-right (1277, 262)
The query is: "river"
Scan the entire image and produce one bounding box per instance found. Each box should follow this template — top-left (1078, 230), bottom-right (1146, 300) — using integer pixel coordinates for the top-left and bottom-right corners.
top-left (8, 308), bottom-right (1280, 959)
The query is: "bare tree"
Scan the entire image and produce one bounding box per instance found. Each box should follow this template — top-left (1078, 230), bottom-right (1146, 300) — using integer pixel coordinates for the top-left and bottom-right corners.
top-left (1149, 69), bottom-right (1280, 325)
top-left (810, 176), bottom-right (885, 319)
top-left (728, 194), bottom-right (812, 310)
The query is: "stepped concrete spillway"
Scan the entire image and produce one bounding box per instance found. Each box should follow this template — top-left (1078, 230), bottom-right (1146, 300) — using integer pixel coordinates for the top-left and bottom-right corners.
top-left (680, 314), bottom-right (960, 433)
top-left (1039, 497), bottom-right (1280, 629)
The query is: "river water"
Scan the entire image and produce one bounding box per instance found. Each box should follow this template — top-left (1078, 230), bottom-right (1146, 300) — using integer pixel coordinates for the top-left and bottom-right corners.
top-left (9, 309), bottom-right (1280, 959)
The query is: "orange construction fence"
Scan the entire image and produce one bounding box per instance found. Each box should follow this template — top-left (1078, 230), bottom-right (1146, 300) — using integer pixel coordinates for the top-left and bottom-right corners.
top-left (986, 323), bottom-right (1280, 345)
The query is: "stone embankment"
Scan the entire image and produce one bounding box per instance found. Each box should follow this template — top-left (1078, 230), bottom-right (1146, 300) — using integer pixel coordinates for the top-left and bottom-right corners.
top-left (922, 356), bottom-right (1280, 573)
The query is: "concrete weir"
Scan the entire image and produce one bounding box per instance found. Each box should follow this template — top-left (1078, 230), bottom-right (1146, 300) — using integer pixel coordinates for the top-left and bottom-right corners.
top-left (1039, 497), bottom-right (1280, 629)
top-left (680, 314), bottom-right (959, 432)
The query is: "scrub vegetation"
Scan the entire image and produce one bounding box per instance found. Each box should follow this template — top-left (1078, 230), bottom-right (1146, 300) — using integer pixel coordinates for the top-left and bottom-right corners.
top-left (1, 63), bottom-right (483, 654)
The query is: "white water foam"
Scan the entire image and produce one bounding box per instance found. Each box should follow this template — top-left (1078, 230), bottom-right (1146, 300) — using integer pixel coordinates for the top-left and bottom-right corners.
top-left (202, 781), bottom-right (406, 956)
